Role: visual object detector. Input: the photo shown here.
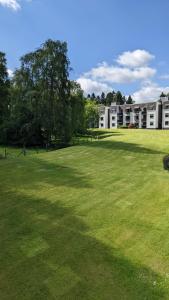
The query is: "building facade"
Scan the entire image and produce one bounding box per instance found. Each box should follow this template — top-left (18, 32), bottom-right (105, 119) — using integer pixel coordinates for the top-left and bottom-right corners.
top-left (99, 96), bottom-right (169, 130)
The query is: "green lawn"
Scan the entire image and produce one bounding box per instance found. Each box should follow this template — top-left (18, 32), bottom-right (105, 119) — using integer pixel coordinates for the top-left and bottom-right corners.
top-left (1, 129), bottom-right (169, 299)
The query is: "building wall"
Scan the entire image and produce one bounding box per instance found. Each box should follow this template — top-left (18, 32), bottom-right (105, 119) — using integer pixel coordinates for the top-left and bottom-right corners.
top-left (147, 110), bottom-right (158, 129)
top-left (99, 107), bottom-right (109, 129)
top-left (98, 98), bottom-right (169, 130)
top-left (139, 111), bottom-right (142, 128)
top-left (162, 109), bottom-right (169, 129)
top-left (109, 113), bottom-right (118, 129)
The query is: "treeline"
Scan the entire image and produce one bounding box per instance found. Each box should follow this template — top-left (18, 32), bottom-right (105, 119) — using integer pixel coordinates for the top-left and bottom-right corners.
top-left (0, 39), bottom-right (134, 147)
top-left (87, 91), bottom-right (134, 106)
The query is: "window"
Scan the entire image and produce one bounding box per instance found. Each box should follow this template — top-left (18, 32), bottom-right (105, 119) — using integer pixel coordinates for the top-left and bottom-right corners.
top-left (112, 123), bottom-right (115, 127)
top-left (101, 123), bottom-right (104, 127)
top-left (100, 117), bottom-right (104, 121)
top-left (165, 113), bottom-right (169, 118)
top-left (165, 121), bottom-right (169, 126)
top-left (150, 122), bottom-right (154, 126)
top-left (112, 116), bottom-right (116, 120)
top-left (150, 114), bottom-right (154, 119)
top-left (165, 105), bottom-right (169, 109)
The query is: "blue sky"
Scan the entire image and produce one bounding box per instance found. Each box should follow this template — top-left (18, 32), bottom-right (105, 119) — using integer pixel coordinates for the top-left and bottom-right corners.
top-left (1, 0), bottom-right (169, 102)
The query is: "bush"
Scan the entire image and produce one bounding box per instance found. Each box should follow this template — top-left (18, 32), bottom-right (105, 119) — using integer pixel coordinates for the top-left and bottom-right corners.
top-left (163, 155), bottom-right (169, 170)
top-left (128, 123), bottom-right (137, 129)
top-left (118, 125), bottom-right (128, 129)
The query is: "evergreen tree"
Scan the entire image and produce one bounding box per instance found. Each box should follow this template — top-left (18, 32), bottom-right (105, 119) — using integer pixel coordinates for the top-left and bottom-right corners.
top-left (126, 95), bottom-right (134, 104)
top-left (96, 95), bottom-right (101, 103)
top-left (105, 92), bottom-right (115, 105)
top-left (160, 92), bottom-right (166, 98)
top-left (115, 91), bottom-right (124, 105)
top-left (122, 96), bottom-right (126, 104)
top-left (91, 93), bottom-right (96, 100)
top-left (101, 92), bottom-right (105, 104)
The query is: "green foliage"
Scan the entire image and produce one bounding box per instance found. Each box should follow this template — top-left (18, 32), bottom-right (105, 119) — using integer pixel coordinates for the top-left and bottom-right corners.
top-left (115, 91), bottom-right (125, 104)
top-left (70, 81), bottom-right (85, 134)
top-left (126, 95), bottom-right (134, 104)
top-left (0, 40), bottom-right (86, 146)
top-left (105, 91), bottom-right (116, 105)
top-left (84, 99), bottom-right (99, 128)
top-left (0, 52), bottom-right (10, 128)
top-left (94, 91), bottom-right (127, 106)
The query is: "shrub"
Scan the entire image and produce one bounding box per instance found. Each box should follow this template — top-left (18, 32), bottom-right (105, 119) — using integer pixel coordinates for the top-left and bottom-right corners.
top-left (163, 155), bottom-right (169, 170)
top-left (128, 123), bottom-right (137, 129)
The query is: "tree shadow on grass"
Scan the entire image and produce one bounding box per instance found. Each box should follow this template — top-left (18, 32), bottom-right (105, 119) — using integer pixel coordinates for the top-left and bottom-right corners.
top-left (10, 157), bottom-right (92, 190)
top-left (90, 130), bottom-right (124, 139)
top-left (0, 190), bottom-right (167, 300)
top-left (87, 140), bottom-right (164, 155)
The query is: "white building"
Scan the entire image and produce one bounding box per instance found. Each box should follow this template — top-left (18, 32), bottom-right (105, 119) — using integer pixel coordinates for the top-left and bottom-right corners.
top-left (99, 106), bottom-right (109, 129)
top-left (99, 96), bottom-right (169, 130)
top-left (162, 98), bottom-right (169, 129)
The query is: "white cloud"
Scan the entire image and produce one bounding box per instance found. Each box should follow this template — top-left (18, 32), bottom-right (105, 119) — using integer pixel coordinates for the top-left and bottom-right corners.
top-left (117, 49), bottom-right (155, 68)
top-left (132, 82), bottom-right (169, 103)
top-left (8, 69), bottom-right (14, 77)
top-left (77, 78), bottom-right (112, 95)
top-left (76, 49), bottom-right (163, 100)
top-left (77, 50), bottom-right (156, 93)
top-left (85, 63), bottom-right (156, 84)
top-left (0, 0), bottom-right (21, 10)
top-left (159, 74), bottom-right (169, 80)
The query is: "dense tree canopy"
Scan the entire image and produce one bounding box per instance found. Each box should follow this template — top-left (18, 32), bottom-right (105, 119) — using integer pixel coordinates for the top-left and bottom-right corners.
top-left (0, 52), bottom-right (10, 126)
top-left (0, 40), bottom-right (85, 146)
top-left (0, 39), bottom-right (139, 146)
top-left (85, 99), bottom-right (99, 128)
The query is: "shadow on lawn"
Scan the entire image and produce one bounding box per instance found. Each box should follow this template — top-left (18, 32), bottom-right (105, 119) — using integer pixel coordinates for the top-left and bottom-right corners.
top-left (14, 158), bottom-right (92, 190)
top-left (87, 140), bottom-right (163, 155)
top-left (0, 190), bottom-right (166, 300)
top-left (93, 130), bottom-right (124, 139)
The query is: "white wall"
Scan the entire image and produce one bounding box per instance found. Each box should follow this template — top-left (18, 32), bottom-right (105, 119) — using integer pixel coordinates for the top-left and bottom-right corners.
top-left (146, 110), bottom-right (158, 129)
top-left (99, 107), bottom-right (109, 129)
top-left (130, 112), bottom-right (134, 124)
top-left (162, 109), bottom-right (169, 129)
top-left (110, 113), bottom-right (118, 129)
top-left (139, 112), bottom-right (142, 128)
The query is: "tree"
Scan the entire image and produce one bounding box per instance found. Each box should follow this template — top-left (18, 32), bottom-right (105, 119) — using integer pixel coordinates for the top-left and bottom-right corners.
top-left (96, 95), bottom-right (101, 103)
top-left (122, 96), bottom-right (126, 104)
top-left (160, 92), bottom-right (166, 98)
top-left (101, 92), bottom-right (105, 104)
top-left (105, 92), bottom-right (115, 105)
top-left (0, 52), bottom-right (10, 144)
top-left (0, 52), bottom-right (10, 127)
top-left (115, 91), bottom-right (124, 105)
top-left (126, 95), bottom-right (134, 104)
top-left (85, 99), bottom-right (99, 128)
top-left (70, 81), bottom-right (85, 135)
top-left (91, 93), bottom-right (96, 100)
top-left (8, 39), bottom-right (71, 146)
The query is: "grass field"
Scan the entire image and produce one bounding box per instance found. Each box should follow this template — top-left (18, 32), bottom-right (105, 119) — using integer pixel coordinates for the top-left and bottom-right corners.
top-left (1, 129), bottom-right (169, 299)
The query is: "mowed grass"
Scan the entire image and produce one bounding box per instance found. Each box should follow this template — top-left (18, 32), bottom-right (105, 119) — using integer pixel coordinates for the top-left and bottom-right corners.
top-left (1, 129), bottom-right (169, 299)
